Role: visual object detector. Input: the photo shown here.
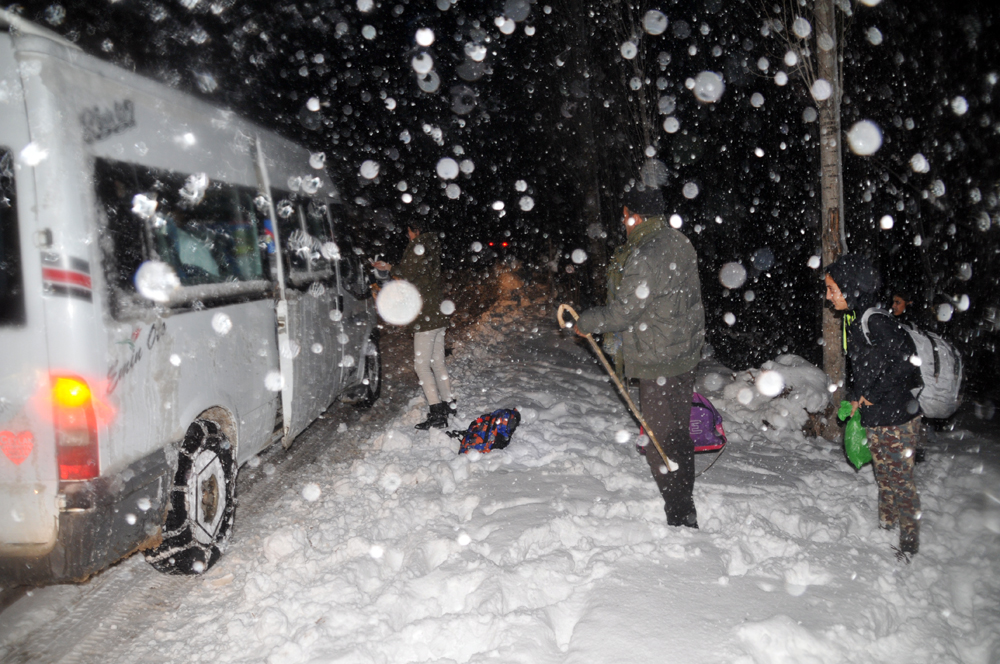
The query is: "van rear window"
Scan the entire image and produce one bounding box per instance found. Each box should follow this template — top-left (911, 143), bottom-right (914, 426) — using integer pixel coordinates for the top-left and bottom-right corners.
top-left (0, 148), bottom-right (25, 326)
top-left (96, 158), bottom-right (271, 315)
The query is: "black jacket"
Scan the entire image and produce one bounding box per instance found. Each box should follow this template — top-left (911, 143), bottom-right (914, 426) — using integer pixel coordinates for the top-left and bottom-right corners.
top-left (827, 254), bottom-right (922, 427)
top-left (844, 310), bottom-right (922, 427)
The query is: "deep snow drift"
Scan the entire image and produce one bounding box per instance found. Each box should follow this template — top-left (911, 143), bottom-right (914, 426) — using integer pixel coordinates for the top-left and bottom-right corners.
top-left (4, 286), bottom-right (999, 663)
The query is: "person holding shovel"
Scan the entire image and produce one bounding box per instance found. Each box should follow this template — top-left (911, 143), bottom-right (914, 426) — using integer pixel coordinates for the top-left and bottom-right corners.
top-left (575, 186), bottom-right (706, 528)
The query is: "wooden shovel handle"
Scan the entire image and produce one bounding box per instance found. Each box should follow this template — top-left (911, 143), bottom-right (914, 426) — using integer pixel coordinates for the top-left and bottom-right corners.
top-left (556, 303), bottom-right (578, 328)
top-left (557, 304), bottom-right (677, 473)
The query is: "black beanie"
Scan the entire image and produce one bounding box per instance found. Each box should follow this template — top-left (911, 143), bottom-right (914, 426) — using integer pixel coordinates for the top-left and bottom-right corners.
top-left (622, 186), bottom-right (665, 216)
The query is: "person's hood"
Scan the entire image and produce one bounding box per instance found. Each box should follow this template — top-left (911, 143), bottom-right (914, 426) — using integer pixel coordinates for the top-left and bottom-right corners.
top-left (826, 253), bottom-right (881, 311)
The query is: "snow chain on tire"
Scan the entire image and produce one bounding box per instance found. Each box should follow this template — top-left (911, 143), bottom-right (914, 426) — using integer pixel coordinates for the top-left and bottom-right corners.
top-left (144, 419), bottom-right (237, 575)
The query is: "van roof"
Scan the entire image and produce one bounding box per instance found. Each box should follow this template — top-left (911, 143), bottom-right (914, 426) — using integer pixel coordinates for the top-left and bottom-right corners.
top-left (0, 8), bottom-right (82, 51)
top-left (1, 8), bottom-right (336, 197)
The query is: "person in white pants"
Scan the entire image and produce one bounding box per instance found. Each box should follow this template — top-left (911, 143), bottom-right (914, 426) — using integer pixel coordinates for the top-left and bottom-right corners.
top-left (413, 326), bottom-right (453, 428)
top-left (373, 225), bottom-right (455, 429)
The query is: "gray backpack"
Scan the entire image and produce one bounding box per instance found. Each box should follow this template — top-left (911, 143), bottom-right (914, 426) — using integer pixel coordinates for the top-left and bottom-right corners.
top-left (860, 308), bottom-right (962, 419)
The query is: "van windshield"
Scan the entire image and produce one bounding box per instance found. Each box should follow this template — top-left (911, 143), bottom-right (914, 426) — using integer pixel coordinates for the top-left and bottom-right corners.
top-left (0, 148), bottom-right (25, 326)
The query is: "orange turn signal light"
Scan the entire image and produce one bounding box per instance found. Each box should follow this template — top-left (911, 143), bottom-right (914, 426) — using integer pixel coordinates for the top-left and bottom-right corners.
top-left (53, 377), bottom-right (92, 409)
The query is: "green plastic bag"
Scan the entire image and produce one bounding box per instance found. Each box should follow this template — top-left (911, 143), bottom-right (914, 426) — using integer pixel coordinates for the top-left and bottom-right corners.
top-left (838, 400), bottom-right (871, 469)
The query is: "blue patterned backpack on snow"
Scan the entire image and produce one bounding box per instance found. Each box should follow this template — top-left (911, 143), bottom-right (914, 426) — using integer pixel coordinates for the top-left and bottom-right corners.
top-left (447, 408), bottom-right (521, 454)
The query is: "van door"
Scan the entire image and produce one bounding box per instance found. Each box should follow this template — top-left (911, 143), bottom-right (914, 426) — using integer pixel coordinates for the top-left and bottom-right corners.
top-left (0, 36), bottom-right (59, 553)
top-left (330, 228), bottom-right (371, 391)
top-left (275, 195), bottom-right (341, 444)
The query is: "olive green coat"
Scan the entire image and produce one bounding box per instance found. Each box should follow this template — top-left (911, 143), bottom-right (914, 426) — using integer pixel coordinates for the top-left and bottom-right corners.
top-left (392, 232), bottom-right (450, 332)
top-left (576, 217), bottom-right (705, 379)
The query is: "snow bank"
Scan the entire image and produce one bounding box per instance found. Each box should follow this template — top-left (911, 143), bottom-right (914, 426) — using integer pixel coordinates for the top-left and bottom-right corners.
top-left (707, 353), bottom-right (831, 435)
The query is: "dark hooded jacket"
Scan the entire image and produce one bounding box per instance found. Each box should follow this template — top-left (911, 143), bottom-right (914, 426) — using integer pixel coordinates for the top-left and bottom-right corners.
top-left (576, 216), bottom-right (705, 379)
top-left (827, 254), bottom-right (922, 427)
top-left (392, 232), bottom-right (449, 332)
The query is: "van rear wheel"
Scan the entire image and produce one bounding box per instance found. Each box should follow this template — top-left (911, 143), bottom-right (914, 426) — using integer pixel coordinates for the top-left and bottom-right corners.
top-left (144, 419), bottom-right (236, 575)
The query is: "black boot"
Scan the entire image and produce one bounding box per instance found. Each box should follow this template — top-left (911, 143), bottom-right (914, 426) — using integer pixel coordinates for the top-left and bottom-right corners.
top-left (667, 506), bottom-right (699, 529)
top-left (415, 402), bottom-right (449, 430)
top-left (899, 533), bottom-right (919, 555)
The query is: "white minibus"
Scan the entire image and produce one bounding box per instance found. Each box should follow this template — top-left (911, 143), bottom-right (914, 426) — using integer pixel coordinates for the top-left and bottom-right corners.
top-left (0, 12), bottom-right (381, 583)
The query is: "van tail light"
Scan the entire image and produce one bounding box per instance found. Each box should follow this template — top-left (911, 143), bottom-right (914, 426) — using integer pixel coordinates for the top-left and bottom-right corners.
top-left (52, 376), bottom-right (99, 481)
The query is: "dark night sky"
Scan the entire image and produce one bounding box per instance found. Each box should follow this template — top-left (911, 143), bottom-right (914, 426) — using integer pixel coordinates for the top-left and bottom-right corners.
top-left (7, 0), bottom-right (1000, 391)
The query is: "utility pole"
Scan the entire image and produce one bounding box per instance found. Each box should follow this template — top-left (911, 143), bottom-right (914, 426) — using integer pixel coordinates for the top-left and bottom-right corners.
top-left (815, 0), bottom-right (847, 435)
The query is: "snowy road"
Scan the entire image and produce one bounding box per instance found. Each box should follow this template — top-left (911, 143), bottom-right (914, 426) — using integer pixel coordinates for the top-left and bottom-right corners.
top-left (2, 286), bottom-right (999, 664)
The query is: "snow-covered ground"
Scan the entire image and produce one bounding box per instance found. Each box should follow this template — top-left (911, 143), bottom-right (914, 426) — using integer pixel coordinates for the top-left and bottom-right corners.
top-left (3, 285), bottom-right (999, 664)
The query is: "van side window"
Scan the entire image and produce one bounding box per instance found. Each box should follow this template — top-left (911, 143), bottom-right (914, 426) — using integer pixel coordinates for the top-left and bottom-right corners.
top-left (337, 233), bottom-right (356, 287)
top-left (150, 185), bottom-right (264, 286)
top-left (0, 148), bottom-right (25, 326)
top-left (96, 159), bottom-right (147, 300)
top-left (96, 158), bottom-right (270, 316)
top-left (332, 230), bottom-right (368, 300)
top-left (328, 205), bottom-right (368, 300)
top-left (348, 246), bottom-right (369, 298)
top-left (274, 193), bottom-right (334, 288)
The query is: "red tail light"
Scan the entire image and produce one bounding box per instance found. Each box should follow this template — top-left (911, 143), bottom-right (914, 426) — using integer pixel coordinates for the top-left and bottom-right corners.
top-left (52, 376), bottom-right (99, 481)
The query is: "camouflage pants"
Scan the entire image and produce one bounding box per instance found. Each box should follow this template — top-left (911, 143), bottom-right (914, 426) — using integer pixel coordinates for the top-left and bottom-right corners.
top-left (868, 418), bottom-right (922, 543)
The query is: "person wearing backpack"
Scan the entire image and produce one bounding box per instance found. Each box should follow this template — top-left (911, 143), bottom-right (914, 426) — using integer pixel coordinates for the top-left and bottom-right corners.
top-left (890, 287), bottom-right (935, 333)
top-left (373, 224), bottom-right (454, 430)
top-left (825, 254), bottom-right (923, 555)
top-left (575, 186), bottom-right (706, 529)
top-left (890, 289), bottom-right (915, 325)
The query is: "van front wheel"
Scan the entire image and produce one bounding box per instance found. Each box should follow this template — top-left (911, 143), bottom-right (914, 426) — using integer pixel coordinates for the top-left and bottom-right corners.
top-left (144, 419), bottom-right (236, 575)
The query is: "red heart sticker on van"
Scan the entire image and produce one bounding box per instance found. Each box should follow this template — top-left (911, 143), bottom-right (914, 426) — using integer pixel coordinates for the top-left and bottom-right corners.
top-left (0, 431), bottom-right (34, 465)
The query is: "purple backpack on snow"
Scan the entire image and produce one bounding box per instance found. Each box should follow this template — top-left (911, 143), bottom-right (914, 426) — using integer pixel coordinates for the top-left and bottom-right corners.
top-left (689, 392), bottom-right (727, 452)
top-left (638, 392), bottom-right (727, 454)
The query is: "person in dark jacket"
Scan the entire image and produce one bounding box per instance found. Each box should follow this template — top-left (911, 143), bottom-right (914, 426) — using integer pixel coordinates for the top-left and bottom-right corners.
top-left (825, 254), bottom-right (923, 555)
top-left (373, 225), bottom-right (454, 430)
top-left (576, 186), bottom-right (705, 528)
